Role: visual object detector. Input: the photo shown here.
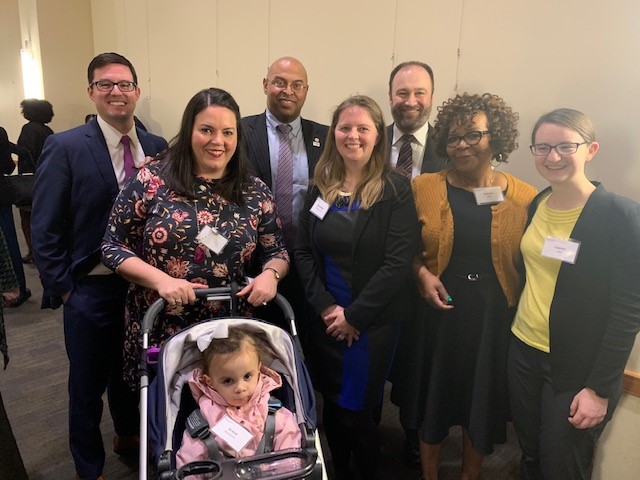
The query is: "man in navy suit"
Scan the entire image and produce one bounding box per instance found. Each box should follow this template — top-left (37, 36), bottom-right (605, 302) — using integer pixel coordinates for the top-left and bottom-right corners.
top-left (31, 52), bottom-right (167, 480)
top-left (241, 57), bottom-right (328, 339)
top-left (387, 61), bottom-right (446, 176)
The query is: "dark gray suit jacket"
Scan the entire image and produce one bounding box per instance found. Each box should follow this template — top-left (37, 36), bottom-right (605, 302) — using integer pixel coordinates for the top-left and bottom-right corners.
top-left (241, 112), bottom-right (328, 188)
top-left (386, 123), bottom-right (446, 174)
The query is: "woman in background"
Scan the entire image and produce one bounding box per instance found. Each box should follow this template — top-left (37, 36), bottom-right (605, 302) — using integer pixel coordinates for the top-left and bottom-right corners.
top-left (409, 93), bottom-right (536, 480)
top-left (509, 108), bottom-right (640, 479)
top-left (295, 95), bottom-right (417, 479)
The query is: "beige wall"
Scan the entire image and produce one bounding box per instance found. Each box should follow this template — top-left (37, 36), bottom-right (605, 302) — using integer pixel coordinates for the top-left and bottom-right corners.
top-left (2, 0), bottom-right (640, 475)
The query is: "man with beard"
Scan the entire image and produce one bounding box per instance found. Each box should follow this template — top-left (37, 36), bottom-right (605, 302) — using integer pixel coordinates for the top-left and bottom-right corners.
top-left (387, 61), bottom-right (446, 177)
top-left (387, 61), bottom-right (446, 466)
top-left (242, 57), bottom-right (328, 339)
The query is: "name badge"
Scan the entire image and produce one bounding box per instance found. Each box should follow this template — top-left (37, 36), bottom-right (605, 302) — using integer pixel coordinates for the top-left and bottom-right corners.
top-left (541, 236), bottom-right (581, 264)
top-left (211, 415), bottom-right (253, 453)
top-left (310, 196), bottom-right (330, 219)
top-left (473, 186), bottom-right (504, 205)
top-left (196, 225), bottom-right (229, 255)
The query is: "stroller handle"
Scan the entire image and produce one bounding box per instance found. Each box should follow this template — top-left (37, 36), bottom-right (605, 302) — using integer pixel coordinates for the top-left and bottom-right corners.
top-left (140, 285), bottom-right (296, 336)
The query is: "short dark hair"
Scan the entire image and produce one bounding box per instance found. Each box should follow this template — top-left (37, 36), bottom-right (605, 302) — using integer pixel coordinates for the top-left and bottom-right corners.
top-left (87, 52), bottom-right (137, 85)
top-left (388, 61), bottom-right (435, 93)
top-left (20, 99), bottom-right (54, 123)
top-left (159, 87), bottom-right (251, 204)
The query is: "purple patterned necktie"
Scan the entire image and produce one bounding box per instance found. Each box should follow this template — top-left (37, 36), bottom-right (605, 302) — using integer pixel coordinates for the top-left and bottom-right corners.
top-left (275, 124), bottom-right (294, 250)
top-left (397, 134), bottom-right (414, 178)
top-left (120, 135), bottom-right (136, 179)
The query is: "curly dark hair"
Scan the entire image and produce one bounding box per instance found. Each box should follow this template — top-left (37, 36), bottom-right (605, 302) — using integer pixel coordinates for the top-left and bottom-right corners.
top-left (433, 93), bottom-right (519, 163)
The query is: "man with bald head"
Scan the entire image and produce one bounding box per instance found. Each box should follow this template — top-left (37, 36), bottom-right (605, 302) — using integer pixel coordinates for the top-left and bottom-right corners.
top-left (242, 56), bottom-right (328, 337)
top-left (387, 61), bottom-right (446, 177)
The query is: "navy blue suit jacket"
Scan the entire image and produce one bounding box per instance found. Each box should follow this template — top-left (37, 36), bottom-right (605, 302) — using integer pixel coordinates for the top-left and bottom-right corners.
top-left (32, 119), bottom-right (167, 309)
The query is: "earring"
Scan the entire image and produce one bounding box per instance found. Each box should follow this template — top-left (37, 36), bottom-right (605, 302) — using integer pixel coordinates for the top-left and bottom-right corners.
top-left (491, 152), bottom-right (504, 168)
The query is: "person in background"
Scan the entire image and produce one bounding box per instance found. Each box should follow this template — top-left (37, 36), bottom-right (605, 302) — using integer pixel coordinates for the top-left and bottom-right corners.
top-left (101, 87), bottom-right (289, 391)
top-left (508, 108), bottom-right (640, 479)
top-left (295, 95), bottom-right (417, 479)
top-left (407, 93), bottom-right (536, 480)
top-left (242, 56), bottom-right (328, 337)
top-left (0, 226), bottom-right (29, 480)
top-left (31, 52), bottom-right (167, 480)
top-left (17, 98), bottom-right (54, 263)
top-left (0, 126), bottom-right (30, 308)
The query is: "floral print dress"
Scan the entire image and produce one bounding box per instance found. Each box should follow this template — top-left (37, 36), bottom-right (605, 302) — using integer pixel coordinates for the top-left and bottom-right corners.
top-left (102, 163), bottom-right (289, 388)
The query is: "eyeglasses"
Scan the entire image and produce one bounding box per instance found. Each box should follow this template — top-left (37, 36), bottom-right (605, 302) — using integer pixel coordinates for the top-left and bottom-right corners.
top-left (530, 142), bottom-right (587, 156)
top-left (90, 80), bottom-right (137, 93)
top-left (270, 79), bottom-right (307, 93)
top-left (446, 130), bottom-right (490, 148)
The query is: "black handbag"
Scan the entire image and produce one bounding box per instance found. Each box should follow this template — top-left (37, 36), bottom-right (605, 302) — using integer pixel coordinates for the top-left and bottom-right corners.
top-left (3, 151), bottom-right (36, 208)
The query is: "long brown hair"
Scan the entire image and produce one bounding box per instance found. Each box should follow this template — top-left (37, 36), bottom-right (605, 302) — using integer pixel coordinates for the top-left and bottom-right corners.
top-left (314, 95), bottom-right (389, 209)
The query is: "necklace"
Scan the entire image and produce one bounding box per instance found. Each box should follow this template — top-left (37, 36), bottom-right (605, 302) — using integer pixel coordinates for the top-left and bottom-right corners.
top-left (337, 190), bottom-right (352, 197)
top-left (455, 170), bottom-right (495, 191)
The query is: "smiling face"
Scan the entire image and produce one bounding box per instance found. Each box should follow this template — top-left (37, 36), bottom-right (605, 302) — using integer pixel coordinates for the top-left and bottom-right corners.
top-left (203, 341), bottom-right (261, 408)
top-left (87, 63), bottom-right (140, 133)
top-left (263, 57), bottom-right (308, 124)
top-left (191, 105), bottom-right (238, 179)
top-left (334, 105), bottom-right (379, 169)
top-left (446, 111), bottom-right (493, 176)
top-left (533, 122), bottom-right (598, 186)
top-left (389, 65), bottom-right (433, 134)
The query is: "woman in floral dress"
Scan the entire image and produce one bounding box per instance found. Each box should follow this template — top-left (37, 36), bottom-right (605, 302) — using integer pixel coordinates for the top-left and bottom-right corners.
top-left (102, 88), bottom-right (289, 388)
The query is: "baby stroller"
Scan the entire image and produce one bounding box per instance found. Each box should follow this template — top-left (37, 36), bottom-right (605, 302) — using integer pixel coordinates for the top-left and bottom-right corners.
top-left (139, 286), bottom-right (325, 480)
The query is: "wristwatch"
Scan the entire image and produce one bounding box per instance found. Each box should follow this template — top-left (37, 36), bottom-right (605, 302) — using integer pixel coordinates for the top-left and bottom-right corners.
top-left (263, 266), bottom-right (281, 281)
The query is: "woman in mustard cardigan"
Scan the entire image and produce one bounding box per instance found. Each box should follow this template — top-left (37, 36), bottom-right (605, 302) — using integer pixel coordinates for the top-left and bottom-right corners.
top-left (409, 93), bottom-right (536, 480)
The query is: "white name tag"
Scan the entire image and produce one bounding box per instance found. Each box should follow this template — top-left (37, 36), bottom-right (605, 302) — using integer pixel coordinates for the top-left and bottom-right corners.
top-left (211, 415), bottom-right (253, 453)
top-left (541, 236), bottom-right (581, 264)
top-left (310, 196), bottom-right (330, 219)
top-left (473, 186), bottom-right (504, 205)
top-left (196, 225), bottom-right (229, 255)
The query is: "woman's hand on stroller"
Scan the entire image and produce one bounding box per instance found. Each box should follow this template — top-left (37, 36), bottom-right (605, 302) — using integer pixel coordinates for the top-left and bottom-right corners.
top-left (237, 270), bottom-right (278, 306)
top-left (157, 277), bottom-right (209, 306)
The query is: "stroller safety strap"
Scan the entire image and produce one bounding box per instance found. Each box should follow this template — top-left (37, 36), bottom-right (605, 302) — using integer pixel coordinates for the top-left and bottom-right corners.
top-left (185, 396), bottom-right (282, 459)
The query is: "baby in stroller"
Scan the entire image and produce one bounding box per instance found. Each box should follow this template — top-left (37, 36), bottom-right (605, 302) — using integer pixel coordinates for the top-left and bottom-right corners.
top-left (176, 324), bottom-right (301, 467)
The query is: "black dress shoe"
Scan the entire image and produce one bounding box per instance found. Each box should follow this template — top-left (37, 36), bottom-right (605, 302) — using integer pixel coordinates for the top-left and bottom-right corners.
top-left (404, 435), bottom-right (421, 465)
top-left (6, 288), bottom-right (31, 308)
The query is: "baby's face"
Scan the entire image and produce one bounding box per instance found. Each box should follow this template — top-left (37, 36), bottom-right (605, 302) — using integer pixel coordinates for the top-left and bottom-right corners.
top-left (203, 343), bottom-right (261, 407)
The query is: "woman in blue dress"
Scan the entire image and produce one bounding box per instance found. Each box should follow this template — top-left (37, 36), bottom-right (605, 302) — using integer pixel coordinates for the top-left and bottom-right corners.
top-left (295, 95), bottom-right (418, 479)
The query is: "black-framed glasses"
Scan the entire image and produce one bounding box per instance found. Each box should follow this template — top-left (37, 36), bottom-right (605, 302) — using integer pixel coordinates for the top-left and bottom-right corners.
top-left (90, 80), bottom-right (137, 93)
top-left (270, 78), bottom-right (307, 93)
top-left (530, 142), bottom-right (587, 156)
top-left (446, 130), bottom-right (490, 148)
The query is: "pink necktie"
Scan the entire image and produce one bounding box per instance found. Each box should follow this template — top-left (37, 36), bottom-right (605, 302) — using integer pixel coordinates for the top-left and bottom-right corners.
top-left (275, 124), bottom-right (294, 250)
top-left (120, 135), bottom-right (136, 179)
top-left (397, 134), bottom-right (414, 178)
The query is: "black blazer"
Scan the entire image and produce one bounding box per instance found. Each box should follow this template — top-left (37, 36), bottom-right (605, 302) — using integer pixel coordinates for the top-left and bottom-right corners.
top-left (525, 183), bottom-right (640, 397)
top-left (386, 123), bottom-right (446, 174)
top-left (31, 119), bottom-right (167, 309)
top-left (241, 112), bottom-right (328, 188)
top-left (294, 172), bottom-right (418, 332)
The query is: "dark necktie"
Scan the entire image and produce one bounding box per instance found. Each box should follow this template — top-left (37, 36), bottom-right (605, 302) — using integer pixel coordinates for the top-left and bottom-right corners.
top-left (275, 124), bottom-right (294, 249)
top-left (397, 134), bottom-right (414, 178)
top-left (120, 135), bottom-right (136, 179)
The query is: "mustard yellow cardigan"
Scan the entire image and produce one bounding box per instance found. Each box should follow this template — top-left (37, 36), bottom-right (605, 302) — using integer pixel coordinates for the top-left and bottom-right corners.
top-left (412, 170), bottom-right (537, 307)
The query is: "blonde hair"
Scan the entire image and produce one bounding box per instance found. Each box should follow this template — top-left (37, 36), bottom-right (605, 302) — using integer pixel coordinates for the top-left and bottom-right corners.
top-left (313, 95), bottom-right (389, 209)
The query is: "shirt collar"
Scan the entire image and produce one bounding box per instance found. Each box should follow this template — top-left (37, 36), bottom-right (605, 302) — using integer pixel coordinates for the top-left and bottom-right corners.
top-left (392, 121), bottom-right (430, 147)
top-left (96, 115), bottom-right (139, 149)
top-left (265, 109), bottom-right (302, 137)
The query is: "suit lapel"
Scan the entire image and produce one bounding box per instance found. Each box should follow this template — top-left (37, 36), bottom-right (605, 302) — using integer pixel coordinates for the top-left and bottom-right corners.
top-left (250, 113), bottom-right (272, 187)
top-left (85, 121), bottom-right (119, 197)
